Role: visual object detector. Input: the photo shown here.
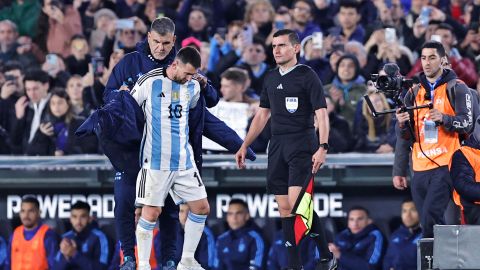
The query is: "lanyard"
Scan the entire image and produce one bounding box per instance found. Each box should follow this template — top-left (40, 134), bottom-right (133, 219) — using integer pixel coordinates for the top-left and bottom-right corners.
top-left (427, 77), bottom-right (442, 103)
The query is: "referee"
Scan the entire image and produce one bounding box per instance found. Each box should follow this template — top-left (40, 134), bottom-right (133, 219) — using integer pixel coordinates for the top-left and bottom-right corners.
top-left (236, 29), bottom-right (336, 270)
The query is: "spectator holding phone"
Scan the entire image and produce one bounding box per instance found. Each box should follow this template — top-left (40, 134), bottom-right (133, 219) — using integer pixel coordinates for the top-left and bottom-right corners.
top-left (10, 69), bottom-right (51, 154)
top-left (36, 0), bottom-right (82, 58)
top-left (27, 88), bottom-right (98, 156)
top-left (65, 34), bottom-right (92, 76)
top-left (265, 6), bottom-right (293, 47)
top-left (244, 0), bottom-right (275, 40)
top-left (41, 53), bottom-right (70, 88)
top-left (0, 61), bottom-right (24, 153)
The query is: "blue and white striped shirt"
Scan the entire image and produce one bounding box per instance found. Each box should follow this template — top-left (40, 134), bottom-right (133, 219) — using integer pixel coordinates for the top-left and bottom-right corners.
top-left (131, 67), bottom-right (200, 171)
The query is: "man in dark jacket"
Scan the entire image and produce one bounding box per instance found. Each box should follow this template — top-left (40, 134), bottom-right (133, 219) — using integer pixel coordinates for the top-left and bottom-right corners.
top-left (52, 201), bottom-right (110, 270)
top-left (450, 116), bottom-right (480, 224)
top-left (214, 199), bottom-right (266, 270)
top-left (330, 206), bottom-right (386, 270)
top-left (383, 198), bottom-right (422, 270)
top-left (102, 17), bottom-right (255, 270)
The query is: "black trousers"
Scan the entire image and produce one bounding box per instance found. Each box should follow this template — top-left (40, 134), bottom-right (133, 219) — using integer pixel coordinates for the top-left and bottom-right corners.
top-left (411, 166), bottom-right (452, 238)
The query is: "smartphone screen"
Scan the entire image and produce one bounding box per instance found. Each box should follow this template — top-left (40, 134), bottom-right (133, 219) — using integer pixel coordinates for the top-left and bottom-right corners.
top-left (243, 25), bottom-right (253, 46)
top-left (419, 7), bottom-right (431, 26)
top-left (46, 54), bottom-right (58, 66)
top-left (385, 28), bottom-right (396, 43)
top-left (92, 57), bottom-right (105, 77)
top-left (115, 19), bottom-right (135, 30)
top-left (312, 32), bottom-right (323, 49)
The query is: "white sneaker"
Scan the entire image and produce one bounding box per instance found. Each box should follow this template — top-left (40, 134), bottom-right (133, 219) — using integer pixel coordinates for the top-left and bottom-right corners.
top-left (177, 258), bottom-right (204, 270)
top-left (137, 262), bottom-right (152, 270)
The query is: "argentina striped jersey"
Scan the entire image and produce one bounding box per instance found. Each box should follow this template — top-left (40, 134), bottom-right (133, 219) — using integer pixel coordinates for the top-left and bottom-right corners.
top-left (131, 67), bottom-right (200, 171)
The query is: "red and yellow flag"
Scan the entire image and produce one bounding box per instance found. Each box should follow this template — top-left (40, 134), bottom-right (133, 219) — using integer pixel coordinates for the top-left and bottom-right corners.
top-left (291, 173), bottom-right (315, 245)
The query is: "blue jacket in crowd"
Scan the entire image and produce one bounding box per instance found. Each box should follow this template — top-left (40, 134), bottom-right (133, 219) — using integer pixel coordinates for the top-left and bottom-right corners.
top-left (267, 231), bottom-right (319, 270)
top-left (0, 236), bottom-right (6, 270)
top-left (52, 224), bottom-right (110, 270)
top-left (334, 224), bottom-right (386, 270)
top-left (382, 225), bottom-right (421, 270)
top-left (214, 221), bottom-right (266, 270)
top-left (173, 226), bottom-right (215, 269)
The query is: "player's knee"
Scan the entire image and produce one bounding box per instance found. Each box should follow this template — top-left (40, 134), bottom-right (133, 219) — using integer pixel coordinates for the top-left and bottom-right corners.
top-left (142, 206), bottom-right (162, 222)
top-left (190, 201), bottom-right (210, 215)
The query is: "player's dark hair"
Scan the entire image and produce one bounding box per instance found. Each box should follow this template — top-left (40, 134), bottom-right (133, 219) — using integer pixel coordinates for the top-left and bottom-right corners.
top-left (71, 201), bottom-right (91, 213)
top-left (421, 40), bottom-right (446, 58)
top-left (229, 198), bottom-right (249, 212)
top-left (348, 205), bottom-right (370, 217)
top-left (21, 195), bottom-right (40, 210)
top-left (273, 29), bottom-right (300, 45)
top-left (176, 46), bottom-right (201, 69)
top-left (150, 17), bottom-right (176, 35)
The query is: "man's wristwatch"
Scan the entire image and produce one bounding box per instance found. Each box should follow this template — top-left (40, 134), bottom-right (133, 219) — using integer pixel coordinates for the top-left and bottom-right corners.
top-left (319, 143), bottom-right (329, 151)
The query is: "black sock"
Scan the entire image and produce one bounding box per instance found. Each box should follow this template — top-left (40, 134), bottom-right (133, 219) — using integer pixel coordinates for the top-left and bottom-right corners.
top-left (282, 216), bottom-right (302, 268)
top-left (310, 212), bottom-right (333, 260)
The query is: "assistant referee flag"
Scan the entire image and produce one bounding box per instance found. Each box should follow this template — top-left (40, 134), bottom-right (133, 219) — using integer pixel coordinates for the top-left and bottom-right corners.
top-left (291, 173), bottom-right (315, 245)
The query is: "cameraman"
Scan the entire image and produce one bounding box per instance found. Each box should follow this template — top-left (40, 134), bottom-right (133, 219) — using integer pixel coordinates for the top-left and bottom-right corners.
top-left (393, 41), bottom-right (473, 238)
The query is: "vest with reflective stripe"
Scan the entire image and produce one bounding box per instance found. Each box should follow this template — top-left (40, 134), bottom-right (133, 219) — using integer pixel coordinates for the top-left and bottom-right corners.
top-left (412, 83), bottom-right (460, 171)
top-left (11, 224), bottom-right (49, 270)
top-left (451, 146), bottom-right (480, 209)
top-left (120, 228), bottom-right (158, 268)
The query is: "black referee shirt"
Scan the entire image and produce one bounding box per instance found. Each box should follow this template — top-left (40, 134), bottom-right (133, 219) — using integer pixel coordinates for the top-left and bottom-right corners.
top-left (260, 64), bottom-right (327, 135)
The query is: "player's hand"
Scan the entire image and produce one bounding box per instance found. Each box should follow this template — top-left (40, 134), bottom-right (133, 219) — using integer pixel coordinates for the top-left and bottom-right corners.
top-left (235, 145), bottom-right (247, 169)
top-left (393, 176), bottom-right (408, 190)
top-left (429, 109), bottom-right (443, 123)
top-left (312, 148), bottom-right (326, 173)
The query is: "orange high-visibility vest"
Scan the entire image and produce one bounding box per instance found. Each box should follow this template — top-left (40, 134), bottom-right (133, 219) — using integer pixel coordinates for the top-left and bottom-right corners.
top-left (11, 224), bottom-right (49, 270)
top-left (120, 228), bottom-right (158, 268)
top-left (412, 83), bottom-right (460, 171)
top-left (451, 146), bottom-right (480, 210)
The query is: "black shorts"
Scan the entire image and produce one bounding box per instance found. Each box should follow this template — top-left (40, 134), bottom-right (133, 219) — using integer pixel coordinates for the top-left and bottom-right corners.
top-left (267, 132), bottom-right (318, 195)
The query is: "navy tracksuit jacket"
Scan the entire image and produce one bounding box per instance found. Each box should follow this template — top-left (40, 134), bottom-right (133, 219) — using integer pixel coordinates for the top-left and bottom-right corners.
top-left (267, 231), bottom-right (319, 270)
top-left (52, 225), bottom-right (110, 270)
top-left (382, 226), bottom-right (421, 270)
top-left (334, 224), bottom-right (386, 270)
top-left (214, 221), bottom-right (266, 270)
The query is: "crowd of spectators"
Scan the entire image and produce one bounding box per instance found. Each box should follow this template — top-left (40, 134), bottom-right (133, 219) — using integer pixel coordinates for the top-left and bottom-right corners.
top-left (0, 0), bottom-right (479, 156)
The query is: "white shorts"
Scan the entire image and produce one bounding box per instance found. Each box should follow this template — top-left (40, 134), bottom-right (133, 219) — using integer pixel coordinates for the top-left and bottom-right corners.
top-left (135, 167), bottom-right (207, 207)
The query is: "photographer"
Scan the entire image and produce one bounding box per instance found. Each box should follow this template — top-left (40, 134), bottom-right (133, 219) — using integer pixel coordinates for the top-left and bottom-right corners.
top-left (393, 41), bottom-right (474, 238)
top-left (0, 61), bottom-right (24, 153)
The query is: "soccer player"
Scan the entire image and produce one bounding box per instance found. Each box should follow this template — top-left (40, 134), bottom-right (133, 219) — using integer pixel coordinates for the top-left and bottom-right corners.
top-left (132, 46), bottom-right (209, 270)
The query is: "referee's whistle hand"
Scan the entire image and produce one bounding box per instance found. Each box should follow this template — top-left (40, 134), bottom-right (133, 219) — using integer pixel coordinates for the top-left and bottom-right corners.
top-left (312, 149), bottom-right (326, 173)
top-left (235, 147), bottom-right (247, 169)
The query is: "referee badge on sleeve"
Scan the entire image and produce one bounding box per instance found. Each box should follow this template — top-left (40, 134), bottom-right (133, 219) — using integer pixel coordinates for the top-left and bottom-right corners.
top-left (285, 97), bottom-right (298, 113)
